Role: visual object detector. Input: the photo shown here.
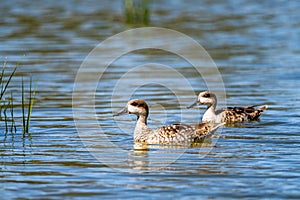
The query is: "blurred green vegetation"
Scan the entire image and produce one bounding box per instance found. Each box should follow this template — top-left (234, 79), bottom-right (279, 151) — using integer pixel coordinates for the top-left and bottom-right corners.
top-left (124, 0), bottom-right (150, 25)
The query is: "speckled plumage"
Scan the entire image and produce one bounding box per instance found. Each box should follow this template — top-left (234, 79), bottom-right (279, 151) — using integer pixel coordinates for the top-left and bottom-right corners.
top-left (188, 91), bottom-right (268, 124)
top-left (115, 99), bottom-right (222, 144)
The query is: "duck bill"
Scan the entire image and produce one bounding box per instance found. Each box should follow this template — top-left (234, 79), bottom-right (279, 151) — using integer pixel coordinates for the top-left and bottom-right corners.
top-left (113, 107), bottom-right (128, 116)
top-left (186, 99), bottom-right (198, 109)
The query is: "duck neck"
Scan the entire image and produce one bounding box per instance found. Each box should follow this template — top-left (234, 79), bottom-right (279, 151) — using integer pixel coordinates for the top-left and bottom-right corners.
top-left (206, 104), bottom-right (216, 115)
top-left (134, 114), bottom-right (150, 139)
top-left (203, 100), bottom-right (217, 122)
top-left (208, 100), bottom-right (217, 112)
top-left (137, 114), bottom-right (147, 125)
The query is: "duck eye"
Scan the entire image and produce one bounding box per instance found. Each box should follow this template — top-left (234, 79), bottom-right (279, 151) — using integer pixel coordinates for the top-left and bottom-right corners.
top-left (131, 102), bottom-right (138, 106)
top-left (203, 93), bottom-right (211, 98)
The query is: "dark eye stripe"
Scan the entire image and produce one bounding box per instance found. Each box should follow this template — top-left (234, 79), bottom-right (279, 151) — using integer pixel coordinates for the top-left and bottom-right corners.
top-left (131, 102), bottom-right (138, 106)
top-left (203, 93), bottom-right (211, 98)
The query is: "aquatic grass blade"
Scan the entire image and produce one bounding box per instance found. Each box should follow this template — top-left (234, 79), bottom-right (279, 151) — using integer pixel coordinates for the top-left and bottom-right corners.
top-left (0, 65), bottom-right (17, 100)
top-left (3, 101), bottom-right (8, 133)
top-left (0, 61), bottom-right (6, 90)
top-left (10, 91), bottom-right (16, 133)
top-left (22, 78), bottom-right (26, 134)
top-left (26, 76), bottom-right (36, 133)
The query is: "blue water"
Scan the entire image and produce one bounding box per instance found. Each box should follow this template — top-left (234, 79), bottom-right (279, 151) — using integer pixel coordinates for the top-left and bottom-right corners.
top-left (1, 0), bottom-right (300, 199)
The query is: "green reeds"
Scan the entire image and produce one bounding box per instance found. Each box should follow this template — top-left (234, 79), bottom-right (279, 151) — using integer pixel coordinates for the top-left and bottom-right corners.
top-left (22, 77), bottom-right (36, 134)
top-left (0, 61), bottom-right (36, 135)
top-left (0, 61), bottom-right (17, 101)
top-left (124, 0), bottom-right (150, 25)
top-left (3, 101), bottom-right (8, 133)
top-left (10, 91), bottom-right (16, 133)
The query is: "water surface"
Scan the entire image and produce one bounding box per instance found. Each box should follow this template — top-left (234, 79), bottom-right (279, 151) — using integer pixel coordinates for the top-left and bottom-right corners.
top-left (1, 0), bottom-right (300, 199)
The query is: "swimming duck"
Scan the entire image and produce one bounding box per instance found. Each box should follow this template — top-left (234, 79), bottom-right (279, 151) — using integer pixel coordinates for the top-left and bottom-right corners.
top-left (187, 91), bottom-right (268, 124)
top-left (114, 99), bottom-right (223, 144)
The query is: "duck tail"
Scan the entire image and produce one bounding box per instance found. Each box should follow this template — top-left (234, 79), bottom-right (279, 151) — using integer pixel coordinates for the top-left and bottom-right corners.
top-left (250, 105), bottom-right (268, 120)
top-left (259, 105), bottom-right (268, 111)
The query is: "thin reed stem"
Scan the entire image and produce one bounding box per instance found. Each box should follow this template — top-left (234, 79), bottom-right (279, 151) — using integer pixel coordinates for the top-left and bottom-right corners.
top-left (0, 65), bottom-right (17, 100)
top-left (10, 91), bottom-right (16, 133)
top-left (22, 78), bottom-right (26, 134)
top-left (0, 60), bottom-right (6, 92)
top-left (20, 76), bottom-right (36, 133)
top-left (4, 102), bottom-right (8, 133)
top-left (26, 76), bottom-right (35, 133)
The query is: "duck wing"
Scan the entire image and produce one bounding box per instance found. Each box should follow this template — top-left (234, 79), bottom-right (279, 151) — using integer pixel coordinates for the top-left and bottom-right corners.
top-left (149, 123), bottom-right (219, 144)
top-left (222, 105), bottom-right (268, 122)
